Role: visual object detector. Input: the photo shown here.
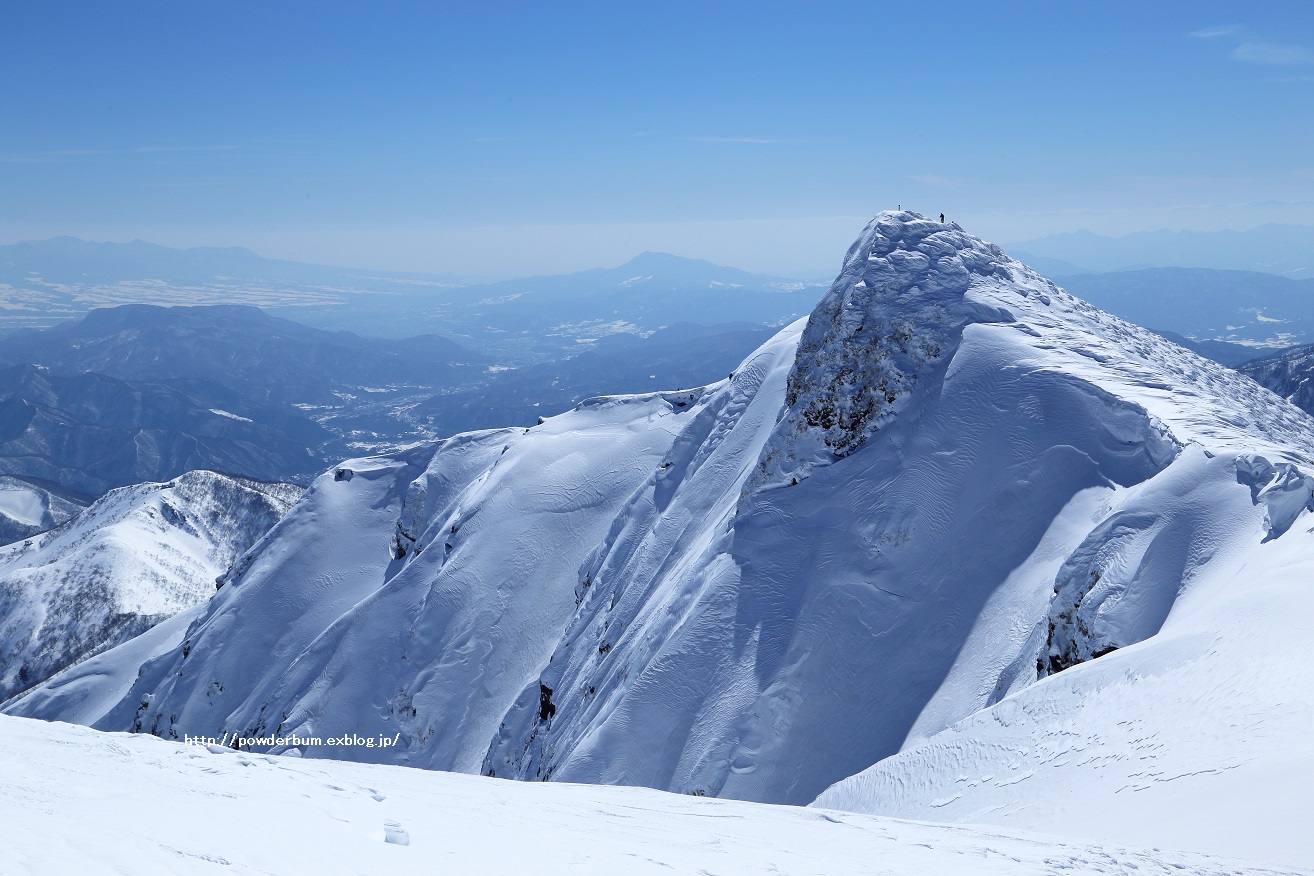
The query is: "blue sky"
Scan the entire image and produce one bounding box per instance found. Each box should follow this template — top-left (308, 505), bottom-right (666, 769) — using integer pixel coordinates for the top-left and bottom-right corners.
top-left (2, 1), bottom-right (1312, 277)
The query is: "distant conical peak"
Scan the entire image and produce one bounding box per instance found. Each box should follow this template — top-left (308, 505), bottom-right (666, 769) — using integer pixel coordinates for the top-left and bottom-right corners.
top-left (619, 251), bottom-right (722, 271)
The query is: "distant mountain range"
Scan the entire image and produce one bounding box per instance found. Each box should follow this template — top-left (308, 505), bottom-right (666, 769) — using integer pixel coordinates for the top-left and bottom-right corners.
top-left (0, 304), bottom-right (781, 500)
top-left (0, 304), bottom-right (485, 405)
top-left (409, 322), bottom-right (778, 436)
top-left (0, 364), bottom-right (331, 497)
top-left (1053, 268), bottom-right (1314, 349)
top-left (10, 232), bottom-right (1314, 358)
top-left (0, 238), bottom-right (825, 357)
top-left (0, 236), bottom-right (451, 286)
top-left (1009, 224), bottom-right (1314, 279)
top-left (0, 236), bottom-right (474, 336)
top-left (433, 251), bottom-right (825, 359)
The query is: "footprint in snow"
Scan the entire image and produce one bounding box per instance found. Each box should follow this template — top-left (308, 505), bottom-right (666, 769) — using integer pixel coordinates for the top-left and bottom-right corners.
top-left (383, 820), bottom-right (410, 846)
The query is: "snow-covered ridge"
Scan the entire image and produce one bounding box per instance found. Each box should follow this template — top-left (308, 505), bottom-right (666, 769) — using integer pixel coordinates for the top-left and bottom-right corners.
top-left (0, 470), bottom-right (299, 702)
top-left (12, 213), bottom-right (1314, 866)
top-left (758, 213), bottom-right (1314, 491)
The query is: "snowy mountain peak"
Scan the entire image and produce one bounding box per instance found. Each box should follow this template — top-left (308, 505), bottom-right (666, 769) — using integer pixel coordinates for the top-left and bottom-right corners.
top-left (758, 212), bottom-right (1018, 487)
top-left (15, 215), bottom-right (1314, 864)
top-left (756, 211), bottom-right (1314, 491)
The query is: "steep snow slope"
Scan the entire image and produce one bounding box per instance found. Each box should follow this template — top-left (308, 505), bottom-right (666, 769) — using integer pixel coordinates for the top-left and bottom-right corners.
top-left (0, 716), bottom-right (1299, 876)
top-left (13, 213), bottom-right (1314, 865)
top-left (8, 392), bottom-right (699, 757)
top-left (0, 471), bottom-right (298, 701)
top-left (8, 606), bottom-right (203, 728)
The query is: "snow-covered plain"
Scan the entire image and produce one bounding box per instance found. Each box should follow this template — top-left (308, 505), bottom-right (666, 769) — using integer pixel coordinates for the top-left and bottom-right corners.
top-left (12, 213), bottom-right (1314, 870)
top-left (0, 715), bottom-right (1300, 876)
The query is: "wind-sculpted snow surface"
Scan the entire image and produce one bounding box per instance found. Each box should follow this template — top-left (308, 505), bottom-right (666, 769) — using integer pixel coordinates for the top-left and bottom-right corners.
top-left (0, 471), bottom-right (298, 702)
top-left (13, 214), bottom-right (1314, 865)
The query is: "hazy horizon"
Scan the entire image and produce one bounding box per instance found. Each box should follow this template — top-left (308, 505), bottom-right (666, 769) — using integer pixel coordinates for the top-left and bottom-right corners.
top-left (3, 2), bottom-right (1312, 276)
top-left (7, 218), bottom-right (1314, 283)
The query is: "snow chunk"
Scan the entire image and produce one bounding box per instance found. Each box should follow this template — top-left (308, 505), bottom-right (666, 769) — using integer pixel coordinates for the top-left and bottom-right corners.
top-left (1236, 454), bottom-right (1314, 539)
top-left (208, 408), bottom-right (254, 423)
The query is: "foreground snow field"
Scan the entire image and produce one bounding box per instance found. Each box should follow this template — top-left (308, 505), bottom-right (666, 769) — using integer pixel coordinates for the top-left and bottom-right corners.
top-left (1, 715), bottom-right (1301, 876)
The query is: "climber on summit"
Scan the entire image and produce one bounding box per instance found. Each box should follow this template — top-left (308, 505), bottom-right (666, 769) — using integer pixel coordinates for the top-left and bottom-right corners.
top-left (940, 213), bottom-right (945, 223)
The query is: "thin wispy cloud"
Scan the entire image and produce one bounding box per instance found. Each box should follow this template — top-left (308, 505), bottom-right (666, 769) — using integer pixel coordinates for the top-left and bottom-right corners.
top-left (691, 136), bottom-right (801, 144)
top-left (130, 145), bottom-right (240, 154)
top-left (138, 179), bottom-right (232, 188)
top-left (1233, 42), bottom-right (1314, 66)
top-left (1191, 25), bottom-right (1313, 67)
top-left (1189, 25), bottom-right (1240, 40)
